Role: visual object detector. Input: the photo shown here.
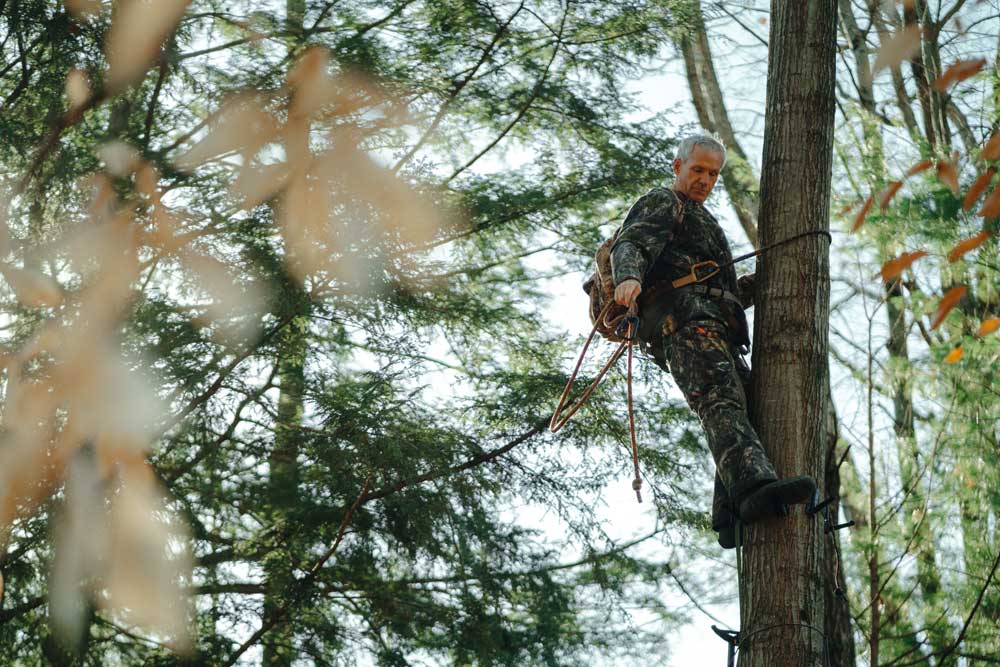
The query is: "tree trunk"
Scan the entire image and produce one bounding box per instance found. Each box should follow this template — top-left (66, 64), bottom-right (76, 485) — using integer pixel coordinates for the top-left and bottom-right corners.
top-left (263, 4), bottom-right (307, 665)
top-left (741, 2), bottom-right (837, 666)
top-left (822, 400), bottom-right (857, 667)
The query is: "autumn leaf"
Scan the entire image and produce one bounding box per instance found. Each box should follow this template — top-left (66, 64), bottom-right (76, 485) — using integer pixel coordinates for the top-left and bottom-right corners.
top-left (936, 160), bottom-right (959, 193)
top-left (851, 194), bottom-right (874, 233)
top-left (979, 183), bottom-right (1000, 219)
top-left (0, 263), bottom-right (63, 307)
top-left (174, 94), bottom-right (279, 172)
top-left (930, 285), bottom-right (967, 330)
top-left (904, 159), bottom-right (934, 178)
top-left (105, 0), bottom-right (192, 91)
top-left (65, 0), bottom-right (100, 16)
top-left (879, 181), bottom-right (904, 210)
top-left (932, 58), bottom-right (987, 91)
top-left (65, 69), bottom-right (90, 110)
top-left (963, 167), bottom-right (996, 210)
top-left (872, 26), bottom-right (922, 79)
top-left (983, 131), bottom-right (1000, 161)
top-left (977, 317), bottom-right (1000, 338)
top-left (943, 347), bottom-right (963, 364)
top-left (875, 250), bottom-right (927, 282)
top-left (948, 230), bottom-right (991, 262)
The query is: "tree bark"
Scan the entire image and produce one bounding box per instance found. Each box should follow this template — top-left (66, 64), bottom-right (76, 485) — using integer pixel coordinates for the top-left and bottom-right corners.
top-left (741, 2), bottom-right (837, 666)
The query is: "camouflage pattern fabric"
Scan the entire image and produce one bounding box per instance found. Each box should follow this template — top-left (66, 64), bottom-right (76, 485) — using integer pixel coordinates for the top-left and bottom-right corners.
top-left (664, 319), bottom-right (778, 527)
top-left (610, 187), bottom-right (751, 347)
top-left (610, 187), bottom-right (774, 528)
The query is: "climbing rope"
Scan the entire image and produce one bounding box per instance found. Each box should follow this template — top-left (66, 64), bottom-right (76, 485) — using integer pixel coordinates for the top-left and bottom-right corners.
top-left (551, 228), bottom-right (833, 505)
top-left (550, 299), bottom-right (643, 503)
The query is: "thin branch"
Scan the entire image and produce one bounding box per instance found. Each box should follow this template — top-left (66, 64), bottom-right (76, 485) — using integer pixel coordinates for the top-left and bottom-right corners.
top-left (442, 4), bottom-right (568, 185)
top-left (219, 474), bottom-right (373, 667)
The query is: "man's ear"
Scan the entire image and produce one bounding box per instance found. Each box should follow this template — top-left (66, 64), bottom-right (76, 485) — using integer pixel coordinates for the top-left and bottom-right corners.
top-left (672, 158), bottom-right (681, 175)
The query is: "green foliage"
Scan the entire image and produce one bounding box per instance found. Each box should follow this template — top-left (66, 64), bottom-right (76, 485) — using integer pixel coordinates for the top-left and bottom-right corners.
top-left (0, 1), bottom-right (713, 665)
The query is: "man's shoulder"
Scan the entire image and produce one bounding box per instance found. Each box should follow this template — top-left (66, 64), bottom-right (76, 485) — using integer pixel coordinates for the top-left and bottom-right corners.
top-left (635, 186), bottom-right (680, 209)
top-left (626, 187), bottom-right (681, 222)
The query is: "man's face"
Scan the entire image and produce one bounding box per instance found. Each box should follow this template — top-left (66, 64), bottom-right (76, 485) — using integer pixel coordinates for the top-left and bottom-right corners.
top-left (672, 146), bottom-right (724, 203)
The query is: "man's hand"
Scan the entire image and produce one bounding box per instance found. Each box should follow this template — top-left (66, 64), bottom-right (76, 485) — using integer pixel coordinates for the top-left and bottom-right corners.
top-left (614, 279), bottom-right (641, 308)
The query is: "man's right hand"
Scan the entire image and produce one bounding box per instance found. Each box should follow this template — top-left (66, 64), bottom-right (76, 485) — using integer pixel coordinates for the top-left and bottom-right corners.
top-left (614, 279), bottom-right (642, 308)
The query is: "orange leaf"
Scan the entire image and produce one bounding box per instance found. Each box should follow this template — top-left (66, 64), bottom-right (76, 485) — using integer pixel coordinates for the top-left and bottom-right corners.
top-left (983, 131), bottom-right (1000, 162)
top-left (930, 285), bottom-right (967, 330)
top-left (963, 167), bottom-right (996, 211)
top-left (904, 159), bottom-right (934, 178)
top-left (943, 347), bottom-right (963, 364)
top-left (851, 194), bottom-right (874, 233)
top-left (879, 181), bottom-right (903, 211)
top-left (936, 160), bottom-right (960, 193)
top-left (872, 26), bottom-right (922, 78)
top-left (979, 183), bottom-right (1000, 219)
top-left (948, 230), bottom-right (991, 262)
top-left (875, 250), bottom-right (927, 282)
top-left (977, 317), bottom-right (1000, 337)
top-left (932, 58), bottom-right (987, 91)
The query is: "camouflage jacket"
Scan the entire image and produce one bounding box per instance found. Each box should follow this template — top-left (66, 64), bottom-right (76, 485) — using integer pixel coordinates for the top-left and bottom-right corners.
top-left (610, 187), bottom-right (751, 346)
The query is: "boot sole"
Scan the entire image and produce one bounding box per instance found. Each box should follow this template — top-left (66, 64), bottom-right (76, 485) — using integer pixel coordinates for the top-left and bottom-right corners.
top-left (738, 475), bottom-right (816, 525)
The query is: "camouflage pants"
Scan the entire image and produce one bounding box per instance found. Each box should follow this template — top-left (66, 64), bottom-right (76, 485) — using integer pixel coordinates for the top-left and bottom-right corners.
top-left (662, 318), bottom-right (778, 529)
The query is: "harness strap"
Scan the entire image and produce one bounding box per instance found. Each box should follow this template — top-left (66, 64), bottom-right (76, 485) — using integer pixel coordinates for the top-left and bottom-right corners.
top-left (677, 283), bottom-right (743, 307)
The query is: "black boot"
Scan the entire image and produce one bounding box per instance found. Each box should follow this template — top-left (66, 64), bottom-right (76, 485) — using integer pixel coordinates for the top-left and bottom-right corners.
top-left (714, 519), bottom-right (737, 550)
top-left (738, 475), bottom-right (816, 524)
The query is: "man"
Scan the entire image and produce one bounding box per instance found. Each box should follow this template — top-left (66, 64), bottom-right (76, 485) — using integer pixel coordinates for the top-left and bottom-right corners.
top-left (610, 134), bottom-right (815, 548)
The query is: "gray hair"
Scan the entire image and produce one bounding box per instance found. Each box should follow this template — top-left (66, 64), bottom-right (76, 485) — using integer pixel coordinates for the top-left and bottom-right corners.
top-left (676, 134), bottom-right (727, 168)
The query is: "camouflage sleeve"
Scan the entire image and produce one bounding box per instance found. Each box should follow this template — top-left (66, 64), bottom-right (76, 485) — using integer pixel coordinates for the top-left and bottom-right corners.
top-left (609, 188), bottom-right (679, 287)
top-left (611, 241), bottom-right (645, 285)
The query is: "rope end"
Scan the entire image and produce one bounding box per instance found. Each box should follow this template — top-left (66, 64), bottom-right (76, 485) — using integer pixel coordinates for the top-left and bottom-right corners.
top-left (632, 478), bottom-right (642, 504)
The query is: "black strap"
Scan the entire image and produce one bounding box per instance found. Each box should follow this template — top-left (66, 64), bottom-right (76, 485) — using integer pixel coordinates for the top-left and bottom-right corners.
top-left (721, 229), bottom-right (832, 272)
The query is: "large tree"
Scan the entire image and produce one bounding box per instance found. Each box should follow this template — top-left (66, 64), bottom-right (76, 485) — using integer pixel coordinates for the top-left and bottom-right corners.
top-left (740, 2), bottom-right (838, 666)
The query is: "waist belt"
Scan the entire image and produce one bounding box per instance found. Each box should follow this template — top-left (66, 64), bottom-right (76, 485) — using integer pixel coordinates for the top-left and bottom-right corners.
top-left (677, 283), bottom-right (743, 307)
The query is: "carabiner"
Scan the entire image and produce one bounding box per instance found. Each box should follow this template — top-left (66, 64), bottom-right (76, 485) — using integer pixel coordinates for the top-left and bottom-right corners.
top-left (615, 312), bottom-right (640, 341)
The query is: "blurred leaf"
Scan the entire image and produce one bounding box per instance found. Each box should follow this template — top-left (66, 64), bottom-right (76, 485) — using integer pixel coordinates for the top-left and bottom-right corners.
top-left (0, 263), bottom-right (63, 307)
top-left (963, 167), bottom-right (996, 211)
top-left (983, 131), bottom-right (1000, 161)
top-left (977, 317), bottom-right (1000, 337)
top-left (879, 181), bottom-right (903, 210)
top-left (943, 347), bottom-right (963, 363)
top-left (936, 160), bottom-right (959, 194)
top-left (851, 194), bottom-right (874, 233)
top-left (174, 94), bottom-right (279, 172)
top-left (65, 0), bottom-right (101, 17)
top-left (105, 0), bottom-right (191, 91)
top-left (904, 159), bottom-right (933, 178)
top-left (930, 285), bottom-right (967, 330)
top-left (98, 141), bottom-right (140, 177)
top-left (875, 250), bottom-right (927, 282)
top-left (932, 58), bottom-right (987, 91)
top-left (978, 183), bottom-right (1000, 219)
top-left (104, 465), bottom-right (193, 652)
top-left (947, 230), bottom-right (990, 262)
top-left (872, 26), bottom-right (921, 79)
top-left (65, 68), bottom-right (90, 110)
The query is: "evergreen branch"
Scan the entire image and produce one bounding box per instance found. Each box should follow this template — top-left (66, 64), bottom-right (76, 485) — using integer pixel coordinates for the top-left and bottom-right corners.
top-left (442, 3), bottom-right (568, 185)
top-left (358, 418), bottom-right (548, 505)
top-left (143, 58), bottom-right (170, 149)
top-left (0, 595), bottom-right (45, 623)
top-left (219, 473), bottom-right (372, 667)
top-left (375, 529), bottom-right (665, 585)
top-left (391, 1), bottom-right (526, 174)
top-left (886, 547), bottom-right (1000, 667)
top-left (155, 312), bottom-right (298, 441)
